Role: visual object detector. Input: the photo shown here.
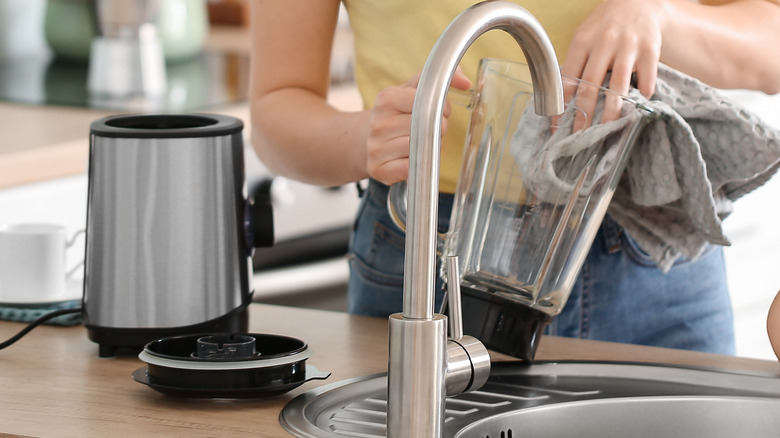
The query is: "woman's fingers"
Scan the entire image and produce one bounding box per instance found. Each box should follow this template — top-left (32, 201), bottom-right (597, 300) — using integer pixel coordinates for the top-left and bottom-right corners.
top-left (366, 68), bottom-right (469, 185)
top-left (560, 0), bottom-right (663, 130)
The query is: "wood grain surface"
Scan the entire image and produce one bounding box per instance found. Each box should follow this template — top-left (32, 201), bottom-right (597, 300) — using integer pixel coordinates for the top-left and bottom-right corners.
top-left (1, 304), bottom-right (778, 437)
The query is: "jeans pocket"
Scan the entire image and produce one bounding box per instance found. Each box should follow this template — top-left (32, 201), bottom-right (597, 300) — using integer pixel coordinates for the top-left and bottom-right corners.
top-left (621, 230), bottom-right (717, 268)
top-left (349, 185), bottom-right (406, 287)
top-left (348, 214), bottom-right (406, 316)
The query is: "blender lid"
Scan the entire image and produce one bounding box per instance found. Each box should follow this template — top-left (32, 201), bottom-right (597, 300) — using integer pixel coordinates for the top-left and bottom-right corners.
top-left (132, 333), bottom-right (330, 398)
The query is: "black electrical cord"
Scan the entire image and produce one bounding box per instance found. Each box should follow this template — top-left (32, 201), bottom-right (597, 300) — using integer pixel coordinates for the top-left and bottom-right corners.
top-left (0, 307), bottom-right (83, 350)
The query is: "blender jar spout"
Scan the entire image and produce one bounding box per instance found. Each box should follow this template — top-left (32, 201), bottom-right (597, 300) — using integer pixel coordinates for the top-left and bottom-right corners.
top-left (387, 1), bottom-right (564, 438)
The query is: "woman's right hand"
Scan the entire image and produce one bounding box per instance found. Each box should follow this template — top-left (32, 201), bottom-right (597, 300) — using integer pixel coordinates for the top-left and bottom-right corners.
top-left (365, 68), bottom-right (472, 186)
top-left (768, 290), bottom-right (780, 360)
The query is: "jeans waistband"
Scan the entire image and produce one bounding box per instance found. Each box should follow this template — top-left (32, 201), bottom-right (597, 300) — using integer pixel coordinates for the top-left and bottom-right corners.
top-left (365, 178), bottom-right (390, 200)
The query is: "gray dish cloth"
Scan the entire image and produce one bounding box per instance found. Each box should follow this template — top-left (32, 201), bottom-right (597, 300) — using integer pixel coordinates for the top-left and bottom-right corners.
top-left (511, 64), bottom-right (780, 271)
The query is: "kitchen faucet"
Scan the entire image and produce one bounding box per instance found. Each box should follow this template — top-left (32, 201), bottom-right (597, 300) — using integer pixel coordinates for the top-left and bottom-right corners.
top-left (386, 2), bottom-right (564, 437)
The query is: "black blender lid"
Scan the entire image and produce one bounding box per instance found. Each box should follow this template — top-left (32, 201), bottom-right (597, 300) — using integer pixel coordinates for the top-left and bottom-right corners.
top-left (133, 333), bottom-right (330, 398)
top-left (90, 113), bottom-right (243, 139)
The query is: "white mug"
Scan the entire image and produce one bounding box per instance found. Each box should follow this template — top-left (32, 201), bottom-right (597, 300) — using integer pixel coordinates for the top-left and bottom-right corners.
top-left (0, 223), bottom-right (84, 303)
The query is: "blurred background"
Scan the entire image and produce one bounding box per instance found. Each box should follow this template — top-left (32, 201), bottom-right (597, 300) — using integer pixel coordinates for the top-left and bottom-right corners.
top-left (0, 0), bottom-right (778, 360)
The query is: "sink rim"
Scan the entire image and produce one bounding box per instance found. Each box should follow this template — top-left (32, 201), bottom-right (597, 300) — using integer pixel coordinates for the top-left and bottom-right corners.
top-left (279, 372), bottom-right (387, 438)
top-left (456, 394), bottom-right (780, 438)
top-left (280, 360), bottom-right (780, 438)
top-left (496, 360), bottom-right (780, 395)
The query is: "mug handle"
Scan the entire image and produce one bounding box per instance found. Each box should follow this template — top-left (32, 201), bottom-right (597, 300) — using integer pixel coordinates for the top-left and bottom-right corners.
top-left (65, 229), bottom-right (86, 280)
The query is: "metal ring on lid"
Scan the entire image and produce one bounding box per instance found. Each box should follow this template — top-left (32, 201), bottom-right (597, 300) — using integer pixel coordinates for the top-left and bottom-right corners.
top-left (138, 348), bottom-right (312, 370)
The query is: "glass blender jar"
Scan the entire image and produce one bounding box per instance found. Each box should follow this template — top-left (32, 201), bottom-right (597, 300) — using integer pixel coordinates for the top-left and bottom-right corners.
top-left (390, 58), bottom-right (656, 360)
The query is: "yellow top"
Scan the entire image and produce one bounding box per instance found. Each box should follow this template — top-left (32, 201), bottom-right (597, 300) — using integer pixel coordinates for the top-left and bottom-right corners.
top-left (343, 0), bottom-right (604, 193)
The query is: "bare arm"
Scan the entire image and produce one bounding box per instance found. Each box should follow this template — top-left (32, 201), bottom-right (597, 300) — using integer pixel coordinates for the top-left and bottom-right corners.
top-left (249, 0), bottom-right (470, 187)
top-left (666, 0), bottom-right (780, 93)
top-left (249, 0), bottom-right (369, 186)
top-left (562, 0), bottom-right (780, 108)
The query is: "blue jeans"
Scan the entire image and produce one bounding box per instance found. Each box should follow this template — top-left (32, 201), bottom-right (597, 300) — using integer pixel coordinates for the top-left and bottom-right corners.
top-left (347, 180), bottom-right (736, 355)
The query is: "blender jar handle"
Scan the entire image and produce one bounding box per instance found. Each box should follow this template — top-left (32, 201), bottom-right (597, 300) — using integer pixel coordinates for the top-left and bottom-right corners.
top-left (387, 181), bottom-right (447, 253)
top-left (385, 86), bottom-right (475, 245)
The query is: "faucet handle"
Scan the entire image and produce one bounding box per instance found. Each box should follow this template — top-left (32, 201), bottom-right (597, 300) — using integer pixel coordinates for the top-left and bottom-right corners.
top-left (445, 255), bottom-right (464, 341)
top-left (444, 255), bottom-right (491, 395)
top-left (446, 335), bottom-right (491, 395)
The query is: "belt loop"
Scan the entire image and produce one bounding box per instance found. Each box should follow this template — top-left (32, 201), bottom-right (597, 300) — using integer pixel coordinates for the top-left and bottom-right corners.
top-left (602, 216), bottom-right (622, 254)
top-left (366, 179), bottom-right (389, 201)
top-left (355, 180), bottom-right (367, 198)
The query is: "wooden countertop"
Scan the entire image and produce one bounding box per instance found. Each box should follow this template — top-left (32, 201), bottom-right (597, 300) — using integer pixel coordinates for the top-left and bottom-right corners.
top-left (0, 24), bottom-right (360, 191)
top-left (0, 101), bottom-right (251, 189)
top-left (1, 304), bottom-right (779, 437)
top-left (0, 89), bottom-right (361, 190)
top-left (0, 24), bottom-right (249, 189)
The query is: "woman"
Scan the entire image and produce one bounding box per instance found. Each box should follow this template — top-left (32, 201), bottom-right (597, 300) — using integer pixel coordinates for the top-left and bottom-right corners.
top-left (249, 0), bottom-right (780, 354)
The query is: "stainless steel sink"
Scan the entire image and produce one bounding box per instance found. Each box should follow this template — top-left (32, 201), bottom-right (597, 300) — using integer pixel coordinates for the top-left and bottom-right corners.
top-left (280, 361), bottom-right (780, 437)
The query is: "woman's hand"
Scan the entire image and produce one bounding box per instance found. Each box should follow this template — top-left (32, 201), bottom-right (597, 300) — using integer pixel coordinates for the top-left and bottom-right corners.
top-left (562, 0), bottom-right (666, 128)
top-left (365, 69), bottom-right (472, 185)
top-left (768, 290), bottom-right (780, 360)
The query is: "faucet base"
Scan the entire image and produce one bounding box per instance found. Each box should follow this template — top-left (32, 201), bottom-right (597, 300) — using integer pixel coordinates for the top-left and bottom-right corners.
top-left (387, 313), bottom-right (447, 438)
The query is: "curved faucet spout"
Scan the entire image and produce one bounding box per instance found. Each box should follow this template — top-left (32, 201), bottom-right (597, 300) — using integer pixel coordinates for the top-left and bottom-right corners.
top-left (387, 3), bottom-right (565, 437)
top-left (403, 0), bottom-right (564, 320)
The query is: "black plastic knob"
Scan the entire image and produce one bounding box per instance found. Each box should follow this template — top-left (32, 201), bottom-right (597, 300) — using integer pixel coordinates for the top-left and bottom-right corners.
top-left (246, 179), bottom-right (275, 249)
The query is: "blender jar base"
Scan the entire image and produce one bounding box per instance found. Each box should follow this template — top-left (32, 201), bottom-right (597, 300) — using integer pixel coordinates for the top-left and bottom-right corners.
top-left (459, 285), bottom-right (552, 361)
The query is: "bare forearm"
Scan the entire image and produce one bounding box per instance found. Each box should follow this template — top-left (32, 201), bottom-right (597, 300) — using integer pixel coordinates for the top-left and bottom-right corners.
top-left (251, 88), bottom-right (371, 186)
top-left (662, 0), bottom-right (780, 93)
top-left (249, 0), bottom-right (368, 186)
